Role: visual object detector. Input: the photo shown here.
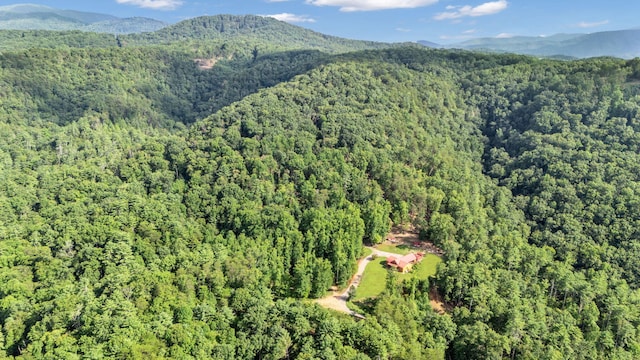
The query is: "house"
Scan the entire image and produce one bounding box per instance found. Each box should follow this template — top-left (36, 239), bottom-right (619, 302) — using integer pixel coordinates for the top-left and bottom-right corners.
top-left (386, 252), bottom-right (424, 273)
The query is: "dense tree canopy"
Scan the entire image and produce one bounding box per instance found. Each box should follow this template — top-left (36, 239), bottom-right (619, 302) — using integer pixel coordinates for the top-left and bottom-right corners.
top-left (1, 27), bottom-right (640, 359)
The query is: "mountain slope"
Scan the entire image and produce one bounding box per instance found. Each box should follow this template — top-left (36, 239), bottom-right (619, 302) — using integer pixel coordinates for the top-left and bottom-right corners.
top-left (0, 48), bottom-right (482, 358)
top-left (0, 3), bottom-right (115, 30)
top-left (450, 29), bottom-right (640, 58)
top-left (0, 14), bottom-right (401, 52)
top-left (83, 17), bottom-right (167, 34)
top-left (125, 14), bottom-right (405, 53)
top-left (0, 30), bottom-right (118, 50)
top-left (3, 19), bottom-right (640, 358)
top-left (0, 3), bottom-right (166, 33)
top-left (536, 29), bottom-right (640, 58)
top-left (454, 33), bottom-right (581, 53)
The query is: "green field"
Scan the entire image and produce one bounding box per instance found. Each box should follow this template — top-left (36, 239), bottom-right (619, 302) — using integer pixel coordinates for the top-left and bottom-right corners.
top-left (353, 254), bottom-right (442, 301)
top-left (353, 258), bottom-right (389, 300)
top-left (399, 254), bottom-right (442, 282)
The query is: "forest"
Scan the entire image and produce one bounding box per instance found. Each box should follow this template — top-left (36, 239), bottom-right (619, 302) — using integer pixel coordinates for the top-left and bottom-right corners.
top-left (1, 15), bottom-right (640, 359)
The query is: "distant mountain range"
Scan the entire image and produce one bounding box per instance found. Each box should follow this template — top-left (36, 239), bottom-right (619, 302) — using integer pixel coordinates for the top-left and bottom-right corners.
top-left (1, 3), bottom-right (638, 58)
top-left (420, 29), bottom-right (640, 59)
top-left (0, 3), bottom-right (166, 33)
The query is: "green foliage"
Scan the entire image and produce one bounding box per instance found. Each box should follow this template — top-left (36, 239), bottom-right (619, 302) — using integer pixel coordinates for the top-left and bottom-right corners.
top-left (1, 29), bottom-right (640, 359)
top-left (125, 15), bottom-right (406, 54)
top-left (355, 254), bottom-right (442, 301)
top-left (0, 44), bottom-right (473, 358)
top-left (0, 30), bottom-right (118, 50)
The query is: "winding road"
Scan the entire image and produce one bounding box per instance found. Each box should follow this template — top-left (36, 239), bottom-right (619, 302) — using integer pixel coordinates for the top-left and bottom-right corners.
top-left (315, 247), bottom-right (402, 316)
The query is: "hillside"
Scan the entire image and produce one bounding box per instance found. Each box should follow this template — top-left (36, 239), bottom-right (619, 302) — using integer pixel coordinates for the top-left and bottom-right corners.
top-left (0, 4), bottom-right (166, 33)
top-left (0, 14), bottom-right (402, 53)
top-left (0, 46), bottom-right (475, 359)
top-left (1, 21), bottom-right (640, 359)
top-left (125, 14), bottom-right (405, 53)
top-left (537, 29), bottom-right (640, 58)
top-left (449, 29), bottom-right (640, 59)
top-left (0, 4), bottom-right (116, 24)
top-left (0, 46), bottom-right (330, 127)
top-left (452, 33), bottom-right (581, 53)
top-left (0, 30), bottom-right (118, 50)
top-left (84, 17), bottom-right (167, 34)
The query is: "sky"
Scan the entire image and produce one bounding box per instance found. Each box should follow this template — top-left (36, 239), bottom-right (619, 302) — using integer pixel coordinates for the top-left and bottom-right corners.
top-left (1, 0), bottom-right (639, 43)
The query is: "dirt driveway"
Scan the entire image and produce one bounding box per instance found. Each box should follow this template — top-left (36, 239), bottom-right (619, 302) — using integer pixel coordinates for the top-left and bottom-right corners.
top-left (315, 247), bottom-right (401, 316)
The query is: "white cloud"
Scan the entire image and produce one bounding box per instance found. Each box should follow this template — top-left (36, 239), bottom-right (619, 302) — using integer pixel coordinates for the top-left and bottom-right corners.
top-left (439, 34), bottom-right (473, 40)
top-left (434, 0), bottom-right (507, 20)
top-left (576, 20), bottom-right (609, 28)
top-left (495, 32), bottom-right (513, 38)
top-left (264, 13), bottom-right (317, 23)
top-left (305, 0), bottom-right (439, 12)
top-left (462, 29), bottom-right (477, 34)
top-left (396, 27), bottom-right (412, 32)
top-left (115, 0), bottom-right (183, 10)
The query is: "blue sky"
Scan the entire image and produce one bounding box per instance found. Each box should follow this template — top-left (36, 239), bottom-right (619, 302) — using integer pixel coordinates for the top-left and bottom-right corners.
top-left (2, 0), bottom-right (639, 43)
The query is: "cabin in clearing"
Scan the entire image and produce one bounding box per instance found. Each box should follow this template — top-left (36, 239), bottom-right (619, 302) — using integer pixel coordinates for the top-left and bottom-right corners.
top-left (386, 252), bottom-right (424, 273)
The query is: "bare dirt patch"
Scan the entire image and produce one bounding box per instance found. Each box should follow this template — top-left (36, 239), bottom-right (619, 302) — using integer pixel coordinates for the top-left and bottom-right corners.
top-left (429, 286), bottom-right (451, 314)
top-left (194, 58), bottom-right (217, 70)
top-left (385, 226), bottom-right (449, 314)
top-left (194, 55), bottom-right (232, 70)
top-left (385, 225), bottom-right (444, 256)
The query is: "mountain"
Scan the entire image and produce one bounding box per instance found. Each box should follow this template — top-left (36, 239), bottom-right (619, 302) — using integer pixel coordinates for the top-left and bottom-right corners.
top-left (453, 33), bottom-right (581, 52)
top-left (0, 4), bottom-right (116, 23)
top-left (126, 14), bottom-right (408, 53)
top-left (83, 17), bottom-right (167, 34)
top-left (536, 29), bottom-right (640, 58)
top-left (448, 29), bottom-right (640, 59)
top-left (4, 8), bottom-right (640, 359)
top-left (2, 42), bottom-right (640, 358)
top-left (0, 13), bottom-right (404, 53)
top-left (417, 40), bottom-right (442, 48)
top-left (0, 3), bottom-right (166, 33)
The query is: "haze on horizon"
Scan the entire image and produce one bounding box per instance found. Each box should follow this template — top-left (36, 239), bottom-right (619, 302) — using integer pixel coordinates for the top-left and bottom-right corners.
top-left (0, 0), bottom-right (637, 43)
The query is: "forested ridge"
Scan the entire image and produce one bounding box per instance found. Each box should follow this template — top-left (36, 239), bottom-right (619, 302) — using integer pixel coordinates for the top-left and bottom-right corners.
top-left (0, 15), bottom-right (406, 53)
top-left (1, 20), bottom-right (640, 359)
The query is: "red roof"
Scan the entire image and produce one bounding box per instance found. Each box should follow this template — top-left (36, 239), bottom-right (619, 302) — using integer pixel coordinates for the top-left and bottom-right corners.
top-left (399, 253), bottom-right (417, 264)
top-left (386, 256), bottom-right (397, 267)
top-left (387, 253), bottom-right (419, 269)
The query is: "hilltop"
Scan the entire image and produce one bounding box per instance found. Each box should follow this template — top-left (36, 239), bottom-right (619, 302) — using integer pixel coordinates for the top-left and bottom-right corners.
top-left (1, 3), bottom-right (637, 58)
top-left (125, 14), bottom-right (405, 53)
top-left (0, 14), bottom-right (404, 54)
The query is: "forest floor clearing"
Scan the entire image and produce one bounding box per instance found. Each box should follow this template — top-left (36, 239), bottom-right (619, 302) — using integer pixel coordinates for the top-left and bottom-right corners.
top-left (354, 253), bottom-right (442, 300)
top-left (315, 246), bottom-right (402, 317)
top-left (382, 228), bottom-right (447, 312)
top-left (383, 226), bottom-right (445, 256)
top-left (316, 228), bottom-right (446, 316)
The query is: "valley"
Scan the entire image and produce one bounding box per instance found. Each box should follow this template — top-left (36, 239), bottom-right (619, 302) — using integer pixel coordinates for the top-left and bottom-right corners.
top-left (0, 8), bottom-right (639, 360)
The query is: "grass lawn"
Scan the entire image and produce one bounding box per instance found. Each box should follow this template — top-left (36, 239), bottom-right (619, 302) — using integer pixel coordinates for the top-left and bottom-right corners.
top-left (353, 258), bottom-right (388, 301)
top-left (361, 247), bottom-right (373, 258)
top-left (354, 254), bottom-right (443, 301)
top-left (398, 254), bottom-right (442, 282)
